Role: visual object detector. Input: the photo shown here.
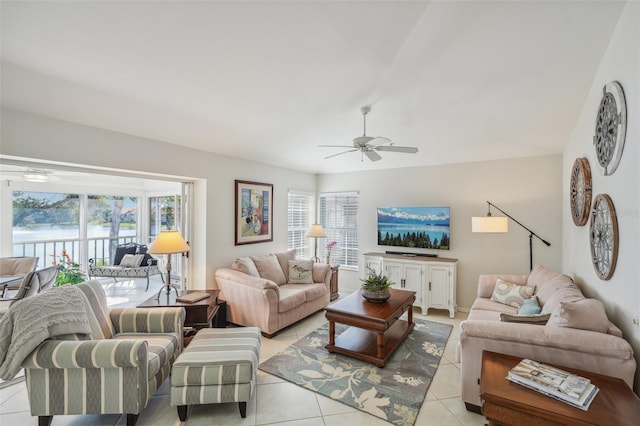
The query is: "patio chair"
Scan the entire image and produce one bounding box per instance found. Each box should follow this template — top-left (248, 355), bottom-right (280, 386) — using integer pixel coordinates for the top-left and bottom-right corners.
top-left (0, 265), bottom-right (60, 319)
top-left (0, 256), bottom-right (39, 297)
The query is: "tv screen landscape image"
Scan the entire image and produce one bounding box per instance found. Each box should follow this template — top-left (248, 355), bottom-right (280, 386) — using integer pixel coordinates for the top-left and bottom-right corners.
top-left (377, 207), bottom-right (450, 250)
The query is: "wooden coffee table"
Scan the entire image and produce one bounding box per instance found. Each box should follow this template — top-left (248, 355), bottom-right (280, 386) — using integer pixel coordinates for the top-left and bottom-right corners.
top-left (480, 350), bottom-right (640, 426)
top-left (324, 288), bottom-right (415, 367)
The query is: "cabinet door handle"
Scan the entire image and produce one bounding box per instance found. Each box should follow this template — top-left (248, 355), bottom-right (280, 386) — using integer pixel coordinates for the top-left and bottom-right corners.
top-left (401, 278), bottom-right (405, 288)
top-left (429, 281), bottom-right (431, 291)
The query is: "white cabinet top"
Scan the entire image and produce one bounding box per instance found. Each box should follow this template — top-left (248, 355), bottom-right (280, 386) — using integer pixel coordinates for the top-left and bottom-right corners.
top-left (363, 252), bottom-right (458, 264)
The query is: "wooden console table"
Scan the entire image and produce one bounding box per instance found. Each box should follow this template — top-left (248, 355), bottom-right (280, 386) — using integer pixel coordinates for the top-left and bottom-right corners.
top-left (480, 351), bottom-right (640, 426)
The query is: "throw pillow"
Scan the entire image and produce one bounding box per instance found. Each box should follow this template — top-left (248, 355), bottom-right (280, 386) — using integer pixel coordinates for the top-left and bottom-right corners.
top-left (491, 279), bottom-right (535, 308)
top-left (231, 257), bottom-right (260, 277)
top-left (288, 260), bottom-right (314, 284)
top-left (251, 254), bottom-right (287, 285)
top-left (546, 298), bottom-right (609, 334)
top-left (518, 296), bottom-right (541, 315)
top-left (500, 313), bottom-right (551, 325)
top-left (114, 243), bottom-right (137, 265)
top-left (120, 254), bottom-right (144, 268)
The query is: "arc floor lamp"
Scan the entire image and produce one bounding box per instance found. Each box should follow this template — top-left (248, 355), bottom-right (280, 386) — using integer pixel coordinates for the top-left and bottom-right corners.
top-left (472, 201), bottom-right (551, 271)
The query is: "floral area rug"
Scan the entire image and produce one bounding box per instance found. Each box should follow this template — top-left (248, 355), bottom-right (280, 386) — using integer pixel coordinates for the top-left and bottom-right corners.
top-left (259, 318), bottom-right (452, 426)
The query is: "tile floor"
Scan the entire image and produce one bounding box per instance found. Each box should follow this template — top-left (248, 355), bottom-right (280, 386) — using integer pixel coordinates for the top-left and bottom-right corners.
top-left (0, 277), bottom-right (486, 425)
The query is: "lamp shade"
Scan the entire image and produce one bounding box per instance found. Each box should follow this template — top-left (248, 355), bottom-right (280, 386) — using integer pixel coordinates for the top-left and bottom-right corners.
top-left (472, 216), bottom-right (509, 233)
top-left (149, 230), bottom-right (190, 254)
top-left (306, 224), bottom-right (327, 238)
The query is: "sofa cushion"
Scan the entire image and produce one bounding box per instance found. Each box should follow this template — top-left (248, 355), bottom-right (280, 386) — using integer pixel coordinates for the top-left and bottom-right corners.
top-left (288, 260), bottom-right (313, 284)
top-left (500, 313), bottom-right (550, 324)
top-left (277, 286), bottom-right (307, 312)
top-left (251, 254), bottom-right (287, 285)
top-left (231, 257), bottom-right (260, 277)
top-left (518, 296), bottom-right (541, 315)
top-left (471, 297), bottom-right (518, 314)
top-left (466, 309), bottom-right (502, 321)
top-left (546, 299), bottom-right (609, 334)
top-left (491, 279), bottom-right (535, 308)
top-left (275, 249), bottom-right (296, 282)
top-left (76, 280), bottom-right (115, 339)
top-left (527, 264), bottom-right (575, 306)
top-left (540, 286), bottom-right (585, 315)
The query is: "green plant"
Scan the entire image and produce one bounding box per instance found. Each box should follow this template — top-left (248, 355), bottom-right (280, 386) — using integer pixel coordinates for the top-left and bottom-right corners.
top-left (360, 267), bottom-right (394, 292)
top-left (51, 250), bottom-right (85, 285)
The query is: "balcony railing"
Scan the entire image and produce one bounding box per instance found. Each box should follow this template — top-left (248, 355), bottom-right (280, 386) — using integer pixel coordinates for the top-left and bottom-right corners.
top-left (13, 236), bottom-right (140, 271)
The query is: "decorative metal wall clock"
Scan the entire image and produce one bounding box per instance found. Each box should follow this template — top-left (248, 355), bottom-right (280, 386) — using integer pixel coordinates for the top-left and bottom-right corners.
top-left (570, 158), bottom-right (592, 226)
top-left (593, 81), bottom-right (626, 176)
top-left (589, 194), bottom-right (618, 280)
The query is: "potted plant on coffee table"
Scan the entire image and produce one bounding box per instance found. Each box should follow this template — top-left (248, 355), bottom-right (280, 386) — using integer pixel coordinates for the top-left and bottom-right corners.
top-left (360, 267), bottom-right (394, 302)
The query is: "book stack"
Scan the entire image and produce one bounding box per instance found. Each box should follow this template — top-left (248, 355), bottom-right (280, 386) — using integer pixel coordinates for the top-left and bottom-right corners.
top-left (507, 358), bottom-right (599, 411)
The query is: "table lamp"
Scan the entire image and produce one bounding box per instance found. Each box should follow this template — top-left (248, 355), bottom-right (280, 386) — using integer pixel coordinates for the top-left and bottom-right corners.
top-left (306, 224), bottom-right (326, 263)
top-left (149, 230), bottom-right (190, 300)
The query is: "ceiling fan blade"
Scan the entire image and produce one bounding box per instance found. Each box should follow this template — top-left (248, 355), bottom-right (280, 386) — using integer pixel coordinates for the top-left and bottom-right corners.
top-left (376, 146), bottom-right (419, 154)
top-left (318, 144), bottom-right (355, 148)
top-left (369, 137), bottom-right (391, 146)
top-left (324, 149), bottom-right (359, 160)
top-left (364, 150), bottom-right (382, 162)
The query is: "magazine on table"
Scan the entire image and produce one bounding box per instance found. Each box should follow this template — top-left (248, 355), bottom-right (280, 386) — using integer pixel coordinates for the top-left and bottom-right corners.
top-left (507, 358), bottom-right (599, 410)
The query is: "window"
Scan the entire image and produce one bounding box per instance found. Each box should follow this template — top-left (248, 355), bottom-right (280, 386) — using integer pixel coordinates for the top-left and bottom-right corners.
top-left (288, 190), bottom-right (313, 259)
top-left (319, 192), bottom-right (359, 269)
top-left (149, 195), bottom-right (181, 238)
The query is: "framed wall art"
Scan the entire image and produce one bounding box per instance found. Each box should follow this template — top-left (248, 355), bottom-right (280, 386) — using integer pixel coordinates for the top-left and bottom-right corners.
top-left (593, 81), bottom-right (626, 176)
top-left (235, 180), bottom-right (273, 245)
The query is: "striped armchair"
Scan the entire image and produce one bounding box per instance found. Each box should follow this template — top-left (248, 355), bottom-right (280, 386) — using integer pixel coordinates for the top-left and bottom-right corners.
top-left (22, 280), bottom-right (185, 426)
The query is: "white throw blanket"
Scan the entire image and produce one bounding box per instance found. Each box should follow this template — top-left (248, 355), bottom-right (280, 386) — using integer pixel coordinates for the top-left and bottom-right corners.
top-left (0, 285), bottom-right (92, 380)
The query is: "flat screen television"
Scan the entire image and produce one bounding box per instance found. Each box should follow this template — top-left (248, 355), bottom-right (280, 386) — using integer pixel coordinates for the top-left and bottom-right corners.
top-left (377, 206), bottom-right (450, 250)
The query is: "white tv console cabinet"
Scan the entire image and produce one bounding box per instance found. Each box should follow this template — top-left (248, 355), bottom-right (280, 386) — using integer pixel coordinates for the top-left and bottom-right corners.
top-left (362, 252), bottom-right (458, 318)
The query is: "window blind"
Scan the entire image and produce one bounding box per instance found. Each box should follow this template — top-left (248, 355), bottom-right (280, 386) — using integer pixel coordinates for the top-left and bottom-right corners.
top-left (319, 192), bottom-right (359, 268)
top-left (287, 190), bottom-right (313, 259)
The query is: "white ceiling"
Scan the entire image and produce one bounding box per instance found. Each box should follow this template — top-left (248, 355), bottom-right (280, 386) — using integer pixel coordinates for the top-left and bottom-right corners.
top-left (0, 1), bottom-right (626, 174)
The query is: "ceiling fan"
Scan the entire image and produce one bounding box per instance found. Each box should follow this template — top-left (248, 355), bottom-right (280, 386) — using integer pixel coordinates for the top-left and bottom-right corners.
top-left (319, 106), bottom-right (419, 162)
top-left (0, 167), bottom-right (61, 182)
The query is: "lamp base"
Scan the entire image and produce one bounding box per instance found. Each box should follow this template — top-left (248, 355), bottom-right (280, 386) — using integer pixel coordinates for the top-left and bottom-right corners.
top-left (155, 283), bottom-right (180, 300)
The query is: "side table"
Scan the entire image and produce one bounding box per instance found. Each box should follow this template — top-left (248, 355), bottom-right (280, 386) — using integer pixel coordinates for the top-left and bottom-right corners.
top-left (330, 265), bottom-right (340, 301)
top-left (480, 350), bottom-right (640, 426)
top-left (137, 290), bottom-right (225, 345)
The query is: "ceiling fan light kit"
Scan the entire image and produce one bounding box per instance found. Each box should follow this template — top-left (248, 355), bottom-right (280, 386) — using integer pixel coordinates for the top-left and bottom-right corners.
top-left (319, 106), bottom-right (419, 162)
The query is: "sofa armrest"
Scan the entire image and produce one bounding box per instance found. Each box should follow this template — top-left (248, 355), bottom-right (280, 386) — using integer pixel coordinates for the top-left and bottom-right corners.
top-left (312, 263), bottom-right (331, 286)
top-left (22, 339), bottom-right (148, 369)
top-left (477, 274), bottom-right (528, 298)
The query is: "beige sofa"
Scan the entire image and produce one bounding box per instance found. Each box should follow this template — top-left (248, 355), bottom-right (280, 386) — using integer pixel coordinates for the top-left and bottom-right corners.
top-left (458, 264), bottom-right (636, 411)
top-left (215, 249), bottom-right (331, 337)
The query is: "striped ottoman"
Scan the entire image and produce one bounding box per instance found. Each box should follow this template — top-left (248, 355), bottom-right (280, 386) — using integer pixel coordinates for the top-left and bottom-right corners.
top-left (170, 327), bottom-right (261, 421)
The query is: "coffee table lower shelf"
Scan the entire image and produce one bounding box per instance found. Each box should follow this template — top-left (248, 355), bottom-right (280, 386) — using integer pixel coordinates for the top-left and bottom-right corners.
top-left (325, 319), bottom-right (414, 367)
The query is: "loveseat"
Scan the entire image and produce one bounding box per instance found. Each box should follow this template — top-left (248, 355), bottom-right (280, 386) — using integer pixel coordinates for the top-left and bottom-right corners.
top-left (89, 243), bottom-right (163, 291)
top-left (0, 280), bottom-right (185, 425)
top-left (458, 264), bottom-right (636, 411)
top-left (215, 249), bottom-right (331, 337)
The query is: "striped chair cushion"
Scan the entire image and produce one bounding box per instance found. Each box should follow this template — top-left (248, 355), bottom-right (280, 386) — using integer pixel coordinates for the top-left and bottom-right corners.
top-left (171, 328), bottom-right (261, 387)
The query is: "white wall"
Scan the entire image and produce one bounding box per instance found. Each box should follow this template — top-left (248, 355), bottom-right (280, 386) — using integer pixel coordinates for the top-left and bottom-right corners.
top-left (318, 154), bottom-right (563, 311)
top-left (563, 1), bottom-right (640, 391)
top-left (0, 109), bottom-right (317, 289)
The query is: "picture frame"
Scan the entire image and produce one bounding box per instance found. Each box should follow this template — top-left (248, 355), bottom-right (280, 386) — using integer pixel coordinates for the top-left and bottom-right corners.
top-left (235, 180), bottom-right (273, 245)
